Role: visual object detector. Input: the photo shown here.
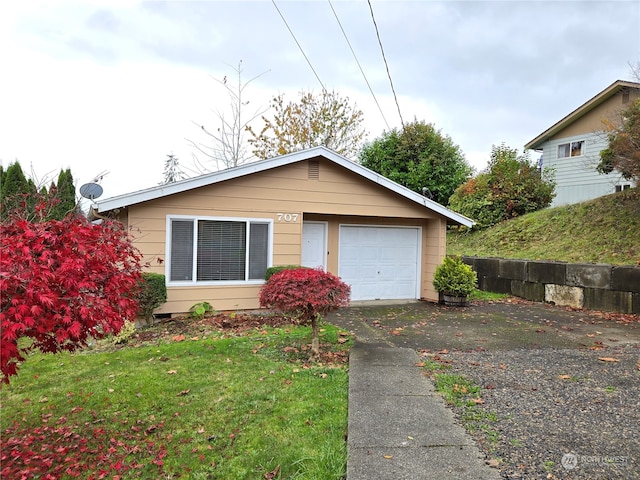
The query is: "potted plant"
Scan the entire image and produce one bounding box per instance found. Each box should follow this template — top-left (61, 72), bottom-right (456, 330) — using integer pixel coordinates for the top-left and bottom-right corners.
top-left (433, 256), bottom-right (478, 306)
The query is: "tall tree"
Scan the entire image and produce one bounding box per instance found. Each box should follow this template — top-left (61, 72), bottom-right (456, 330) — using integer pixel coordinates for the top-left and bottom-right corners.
top-left (0, 161), bottom-right (35, 220)
top-left (49, 168), bottom-right (77, 220)
top-left (161, 154), bottom-right (185, 184)
top-left (448, 143), bottom-right (556, 229)
top-left (597, 97), bottom-right (640, 182)
top-left (189, 61), bottom-right (269, 171)
top-left (359, 120), bottom-right (471, 205)
top-left (248, 90), bottom-right (367, 160)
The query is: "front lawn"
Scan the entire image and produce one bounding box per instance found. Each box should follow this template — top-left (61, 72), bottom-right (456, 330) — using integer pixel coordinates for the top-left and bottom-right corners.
top-left (0, 316), bottom-right (350, 479)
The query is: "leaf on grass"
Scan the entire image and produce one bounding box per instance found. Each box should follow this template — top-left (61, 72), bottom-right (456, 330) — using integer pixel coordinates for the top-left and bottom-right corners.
top-left (172, 335), bottom-right (186, 342)
top-left (414, 361), bottom-right (425, 367)
top-left (264, 465), bottom-right (280, 479)
top-left (598, 357), bottom-right (620, 362)
top-left (167, 370), bottom-right (178, 374)
top-left (337, 337), bottom-right (348, 344)
top-left (469, 397), bottom-right (485, 404)
top-left (177, 389), bottom-right (190, 396)
top-left (319, 373), bottom-right (328, 378)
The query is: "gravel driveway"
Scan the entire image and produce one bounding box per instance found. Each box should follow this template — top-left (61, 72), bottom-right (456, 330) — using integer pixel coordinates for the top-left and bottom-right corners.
top-left (328, 300), bottom-right (640, 479)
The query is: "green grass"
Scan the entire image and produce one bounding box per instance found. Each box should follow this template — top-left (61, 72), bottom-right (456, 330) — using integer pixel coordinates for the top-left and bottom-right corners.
top-left (467, 289), bottom-right (511, 302)
top-left (1, 323), bottom-right (349, 479)
top-left (448, 188), bottom-right (640, 265)
top-left (431, 371), bottom-right (499, 449)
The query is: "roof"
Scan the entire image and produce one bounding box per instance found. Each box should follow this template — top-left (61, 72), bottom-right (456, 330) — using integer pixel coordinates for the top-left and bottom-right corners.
top-left (96, 146), bottom-right (474, 227)
top-left (525, 80), bottom-right (640, 151)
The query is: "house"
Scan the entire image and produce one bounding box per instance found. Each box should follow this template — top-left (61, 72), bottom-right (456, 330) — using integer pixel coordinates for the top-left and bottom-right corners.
top-left (96, 146), bottom-right (473, 314)
top-left (525, 80), bottom-right (640, 207)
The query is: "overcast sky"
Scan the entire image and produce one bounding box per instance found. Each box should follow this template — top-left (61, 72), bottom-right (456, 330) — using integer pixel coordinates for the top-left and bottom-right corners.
top-left (2, 0), bottom-right (639, 201)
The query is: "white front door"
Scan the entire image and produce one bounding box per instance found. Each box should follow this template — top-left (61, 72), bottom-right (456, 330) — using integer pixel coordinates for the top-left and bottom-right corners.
top-left (302, 222), bottom-right (327, 270)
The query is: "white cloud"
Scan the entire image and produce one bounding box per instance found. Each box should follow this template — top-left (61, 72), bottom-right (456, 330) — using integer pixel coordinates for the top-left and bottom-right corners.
top-left (1, 0), bottom-right (638, 201)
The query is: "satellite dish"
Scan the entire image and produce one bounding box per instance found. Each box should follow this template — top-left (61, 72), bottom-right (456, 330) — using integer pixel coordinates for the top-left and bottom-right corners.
top-left (80, 182), bottom-right (104, 200)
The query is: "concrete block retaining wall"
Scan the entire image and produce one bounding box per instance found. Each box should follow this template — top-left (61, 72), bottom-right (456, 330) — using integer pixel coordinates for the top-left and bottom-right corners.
top-left (461, 257), bottom-right (640, 314)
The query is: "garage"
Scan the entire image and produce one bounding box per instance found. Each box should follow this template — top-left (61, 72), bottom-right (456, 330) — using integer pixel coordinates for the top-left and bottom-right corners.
top-left (338, 225), bottom-right (421, 301)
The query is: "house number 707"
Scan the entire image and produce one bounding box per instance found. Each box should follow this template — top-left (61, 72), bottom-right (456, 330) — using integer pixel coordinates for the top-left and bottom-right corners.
top-left (277, 213), bottom-right (299, 222)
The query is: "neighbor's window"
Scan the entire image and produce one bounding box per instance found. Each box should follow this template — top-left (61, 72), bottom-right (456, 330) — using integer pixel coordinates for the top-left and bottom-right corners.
top-left (615, 184), bottom-right (632, 193)
top-left (168, 217), bottom-right (271, 283)
top-left (558, 141), bottom-right (584, 158)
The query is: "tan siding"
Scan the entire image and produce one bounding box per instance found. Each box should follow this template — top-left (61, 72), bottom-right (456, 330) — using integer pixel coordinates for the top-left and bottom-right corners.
top-left (551, 90), bottom-right (640, 140)
top-left (126, 159), bottom-right (449, 313)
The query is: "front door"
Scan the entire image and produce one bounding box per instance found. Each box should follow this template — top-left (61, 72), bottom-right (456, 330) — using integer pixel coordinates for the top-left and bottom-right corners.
top-left (302, 222), bottom-right (327, 270)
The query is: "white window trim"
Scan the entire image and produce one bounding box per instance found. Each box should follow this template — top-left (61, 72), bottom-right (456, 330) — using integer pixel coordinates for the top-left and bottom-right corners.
top-left (557, 140), bottom-right (585, 159)
top-left (165, 214), bottom-right (273, 287)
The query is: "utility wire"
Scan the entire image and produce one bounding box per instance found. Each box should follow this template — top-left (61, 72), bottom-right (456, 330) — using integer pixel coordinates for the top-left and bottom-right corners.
top-left (366, 0), bottom-right (405, 129)
top-left (271, 0), bottom-right (327, 93)
top-left (328, 0), bottom-right (391, 132)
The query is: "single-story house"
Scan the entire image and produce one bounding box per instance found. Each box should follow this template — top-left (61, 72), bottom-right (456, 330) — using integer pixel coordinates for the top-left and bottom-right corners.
top-left (525, 79), bottom-right (640, 207)
top-left (96, 146), bottom-right (473, 314)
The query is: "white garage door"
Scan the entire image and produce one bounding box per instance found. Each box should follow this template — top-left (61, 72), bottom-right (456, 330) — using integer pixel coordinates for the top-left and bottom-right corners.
top-left (339, 226), bottom-right (420, 301)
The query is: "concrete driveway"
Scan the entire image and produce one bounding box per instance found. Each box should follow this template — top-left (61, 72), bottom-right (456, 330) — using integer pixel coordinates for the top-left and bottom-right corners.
top-left (326, 299), bottom-right (640, 351)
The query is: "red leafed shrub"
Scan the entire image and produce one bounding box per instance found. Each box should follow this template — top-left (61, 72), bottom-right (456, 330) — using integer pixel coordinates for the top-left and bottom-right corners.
top-left (259, 267), bottom-right (350, 360)
top-left (0, 213), bottom-right (142, 382)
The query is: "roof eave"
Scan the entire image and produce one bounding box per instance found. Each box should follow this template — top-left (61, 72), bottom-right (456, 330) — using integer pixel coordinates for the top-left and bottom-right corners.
top-left (96, 146), bottom-right (475, 228)
top-left (524, 80), bottom-right (640, 151)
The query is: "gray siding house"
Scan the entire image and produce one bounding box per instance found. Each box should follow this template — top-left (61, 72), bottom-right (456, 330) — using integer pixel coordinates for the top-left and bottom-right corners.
top-left (525, 80), bottom-right (640, 207)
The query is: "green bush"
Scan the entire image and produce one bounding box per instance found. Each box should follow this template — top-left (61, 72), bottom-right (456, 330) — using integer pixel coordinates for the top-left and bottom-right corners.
top-left (264, 265), bottom-right (305, 281)
top-left (448, 143), bottom-right (555, 229)
top-left (112, 320), bottom-right (137, 345)
top-left (433, 256), bottom-right (477, 297)
top-left (189, 301), bottom-right (215, 319)
top-left (137, 273), bottom-right (167, 323)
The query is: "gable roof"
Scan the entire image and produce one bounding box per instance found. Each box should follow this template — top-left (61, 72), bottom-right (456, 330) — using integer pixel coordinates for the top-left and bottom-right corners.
top-left (96, 146), bottom-right (474, 227)
top-left (525, 80), bottom-right (640, 151)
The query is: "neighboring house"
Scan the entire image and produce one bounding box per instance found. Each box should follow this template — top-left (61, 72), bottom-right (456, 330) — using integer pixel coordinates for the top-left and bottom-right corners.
top-left (96, 146), bottom-right (473, 314)
top-left (525, 80), bottom-right (640, 207)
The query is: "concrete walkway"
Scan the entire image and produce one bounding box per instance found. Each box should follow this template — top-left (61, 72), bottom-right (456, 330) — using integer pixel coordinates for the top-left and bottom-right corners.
top-left (347, 342), bottom-right (502, 480)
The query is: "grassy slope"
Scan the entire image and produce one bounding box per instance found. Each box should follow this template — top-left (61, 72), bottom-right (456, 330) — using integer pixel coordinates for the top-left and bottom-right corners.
top-left (447, 188), bottom-right (640, 266)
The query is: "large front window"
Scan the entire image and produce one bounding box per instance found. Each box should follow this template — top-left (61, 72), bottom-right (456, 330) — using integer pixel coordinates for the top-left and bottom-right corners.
top-left (168, 217), bottom-right (271, 283)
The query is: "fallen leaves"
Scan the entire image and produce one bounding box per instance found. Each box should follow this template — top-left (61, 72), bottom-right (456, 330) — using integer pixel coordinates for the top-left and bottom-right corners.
top-left (598, 357), bottom-right (620, 363)
top-left (264, 465), bottom-right (280, 479)
top-left (558, 374), bottom-right (571, 380)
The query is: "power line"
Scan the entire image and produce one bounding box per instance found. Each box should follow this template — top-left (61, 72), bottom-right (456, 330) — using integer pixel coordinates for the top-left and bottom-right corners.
top-left (366, 0), bottom-right (405, 129)
top-left (271, 0), bottom-right (327, 92)
top-left (328, 0), bottom-right (391, 132)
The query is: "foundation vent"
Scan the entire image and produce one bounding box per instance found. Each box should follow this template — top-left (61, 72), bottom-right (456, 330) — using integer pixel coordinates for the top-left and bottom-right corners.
top-left (308, 160), bottom-right (320, 180)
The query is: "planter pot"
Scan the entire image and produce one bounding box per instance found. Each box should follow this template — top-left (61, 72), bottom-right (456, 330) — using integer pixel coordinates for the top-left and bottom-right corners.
top-left (443, 294), bottom-right (468, 307)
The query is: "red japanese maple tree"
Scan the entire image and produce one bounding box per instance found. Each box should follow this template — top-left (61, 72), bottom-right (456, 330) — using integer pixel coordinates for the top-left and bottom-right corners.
top-left (0, 207), bottom-right (142, 383)
top-left (259, 267), bottom-right (350, 360)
